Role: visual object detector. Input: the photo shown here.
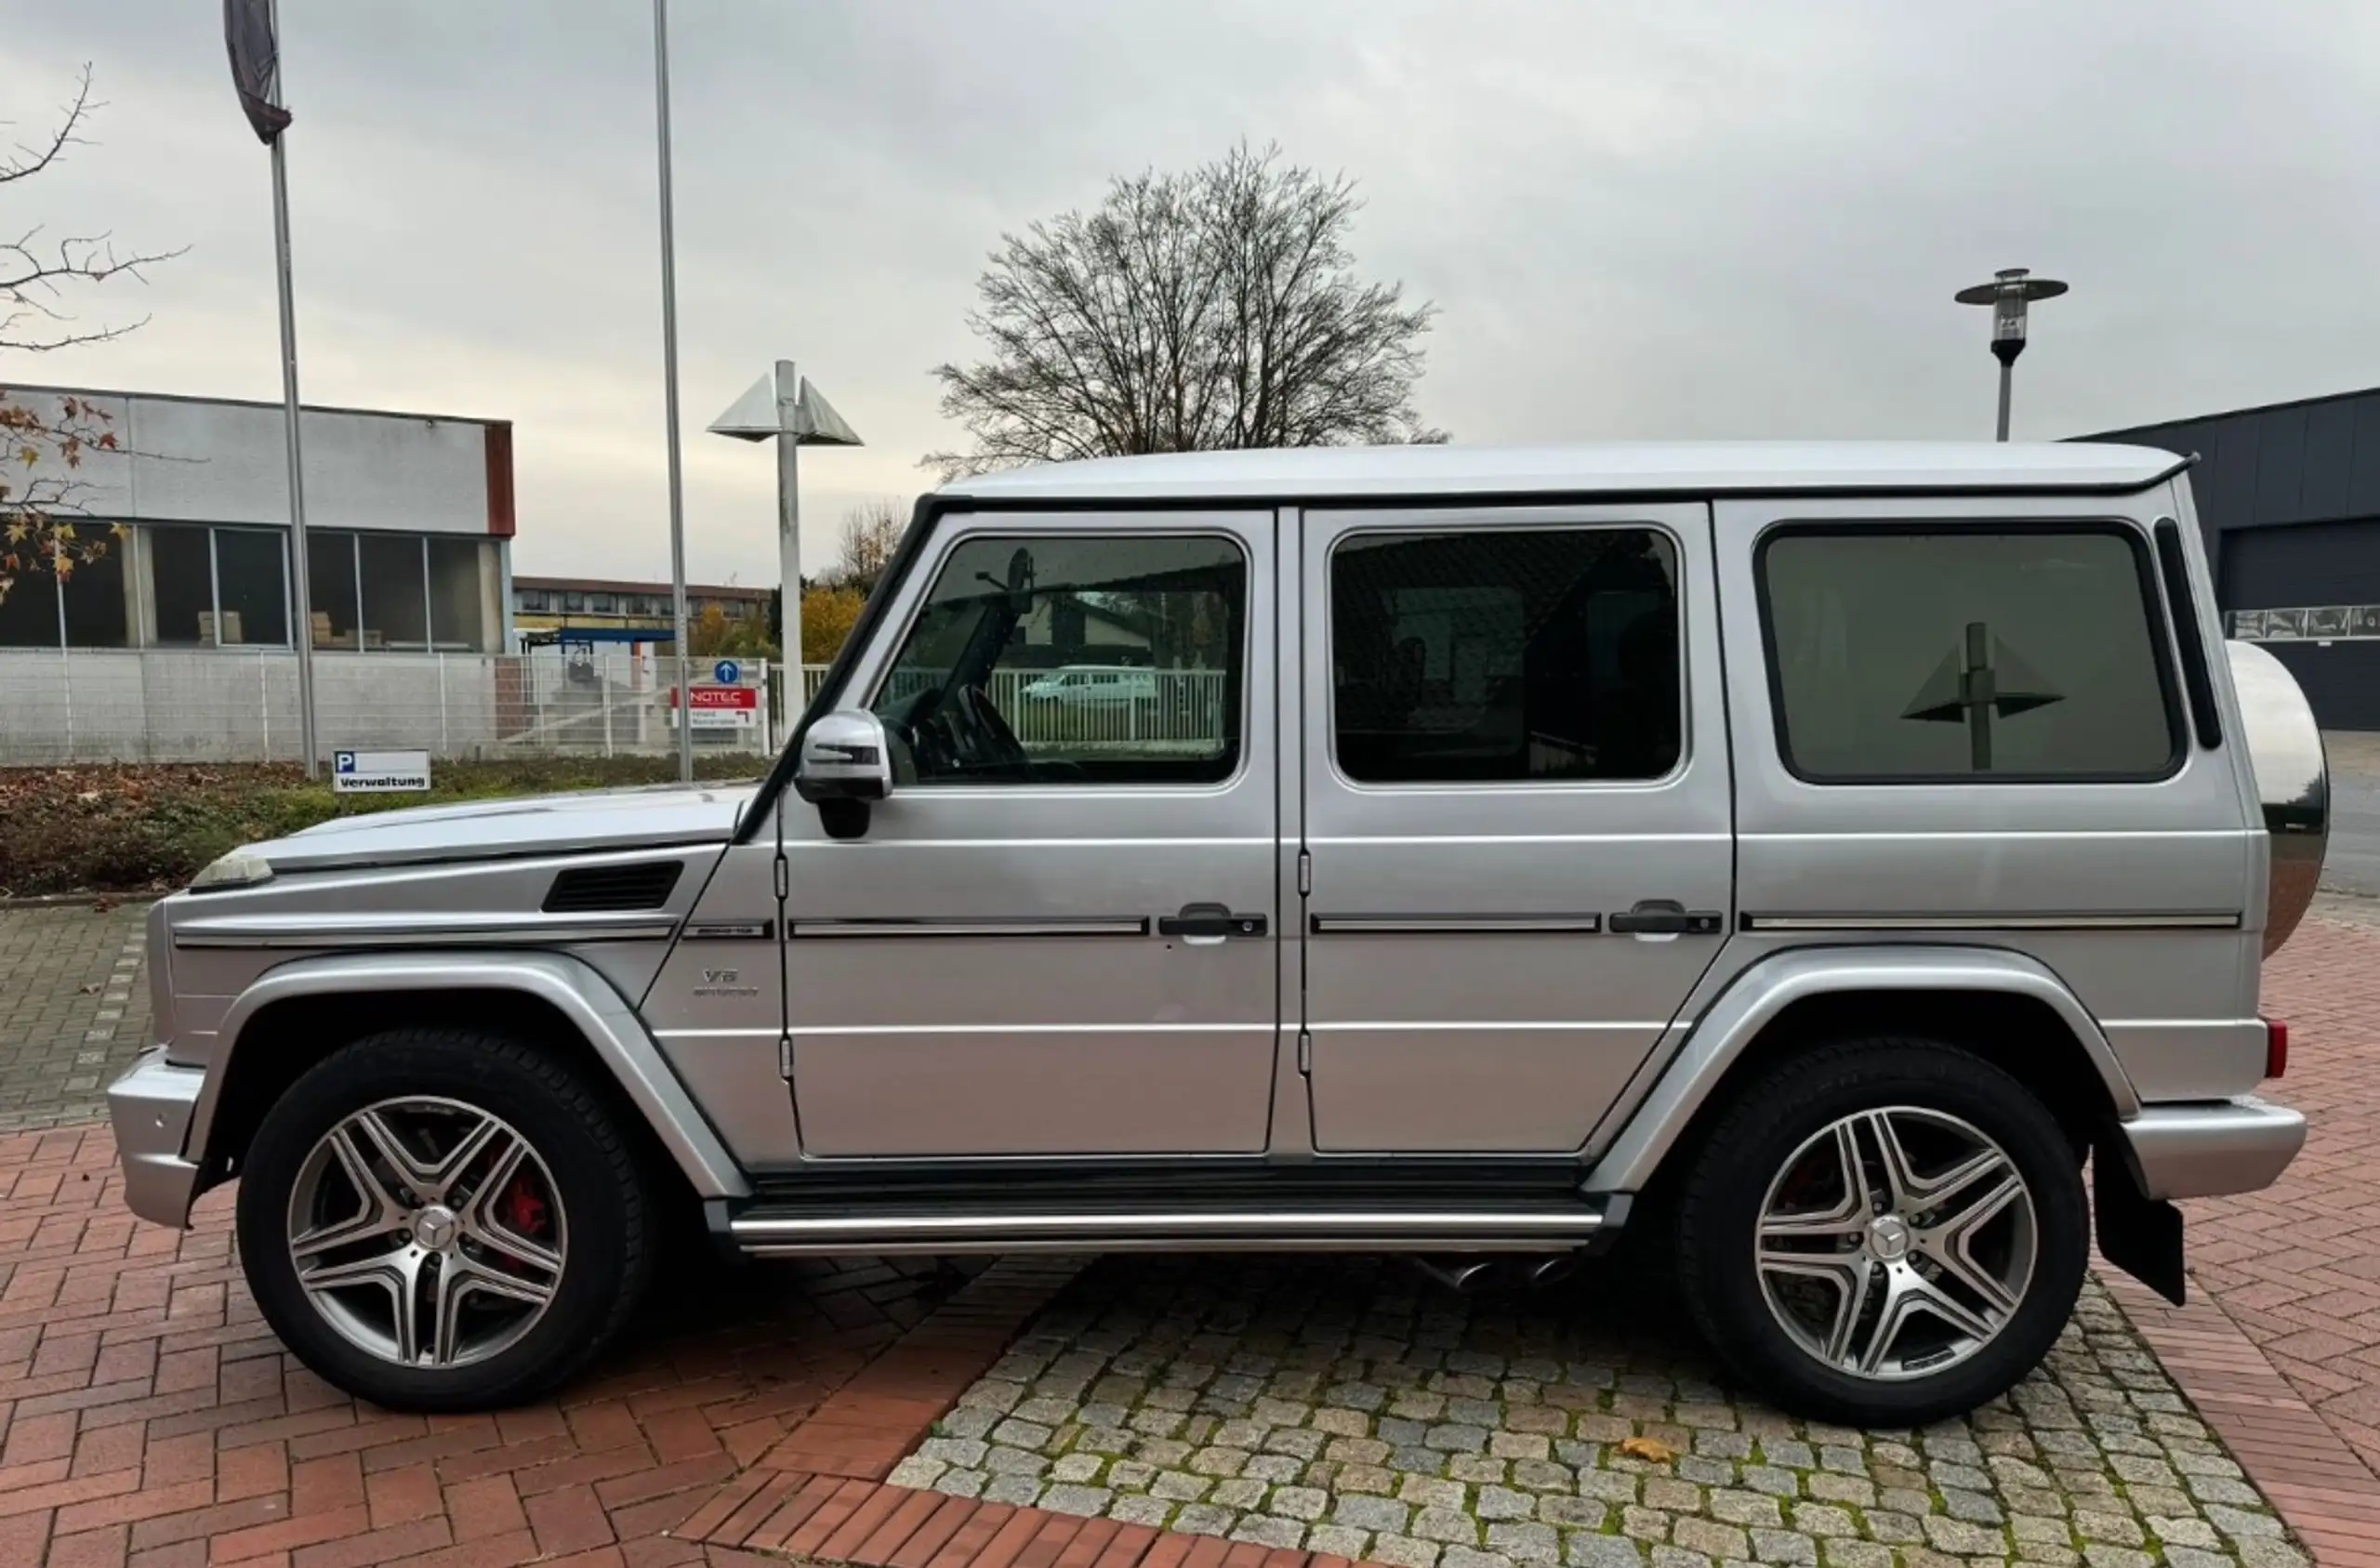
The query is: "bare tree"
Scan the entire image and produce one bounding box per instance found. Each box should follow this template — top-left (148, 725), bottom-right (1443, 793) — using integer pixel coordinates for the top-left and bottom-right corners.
top-left (828, 497), bottom-right (909, 593)
top-left (1, 68), bottom-right (183, 608)
top-left (928, 143), bottom-right (1441, 480)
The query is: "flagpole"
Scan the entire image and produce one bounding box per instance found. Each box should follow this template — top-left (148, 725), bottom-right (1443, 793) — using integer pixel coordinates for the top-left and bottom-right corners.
top-left (267, 0), bottom-right (319, 778)
top-left (652, 0), bottom-right (694, 784)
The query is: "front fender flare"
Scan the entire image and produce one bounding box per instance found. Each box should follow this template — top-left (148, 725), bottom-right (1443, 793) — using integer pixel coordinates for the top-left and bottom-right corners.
top-left (188, 951), bottom-right (751, 1200)
top-left (1584, 944), bottom-right (2140, 1194)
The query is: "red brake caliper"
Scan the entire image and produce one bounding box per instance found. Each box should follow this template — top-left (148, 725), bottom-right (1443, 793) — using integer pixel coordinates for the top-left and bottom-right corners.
top-left (500, 1171), bottom-right (549, 1243)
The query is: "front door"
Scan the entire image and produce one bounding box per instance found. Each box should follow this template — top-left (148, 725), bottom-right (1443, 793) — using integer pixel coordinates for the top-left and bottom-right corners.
top-left (1298, 504), bottom-right (1734, 1152)
top-left (783, 511), bottom-right (1281, 1158)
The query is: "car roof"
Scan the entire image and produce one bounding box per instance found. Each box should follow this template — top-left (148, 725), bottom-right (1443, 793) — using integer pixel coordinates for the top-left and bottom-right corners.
top-left (942, 441), bottom-right (2183, 505)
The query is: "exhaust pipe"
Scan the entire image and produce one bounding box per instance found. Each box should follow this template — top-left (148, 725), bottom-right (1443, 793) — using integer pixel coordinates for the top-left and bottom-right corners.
top-left (1526, 1254), bottom-right (1580, 1288)
top-left (1404, 1256), bottom-right (1501, 1293)
top-left (1404, 1254), bottom-right (1583, 1293)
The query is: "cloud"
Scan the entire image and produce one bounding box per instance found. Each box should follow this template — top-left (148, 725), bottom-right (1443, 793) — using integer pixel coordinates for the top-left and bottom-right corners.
top-left (6, 0), bottom-right (2377, 586)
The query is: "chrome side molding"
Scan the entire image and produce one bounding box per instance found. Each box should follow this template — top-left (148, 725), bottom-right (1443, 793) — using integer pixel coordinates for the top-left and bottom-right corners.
top-left (1739, 912), bottom-right (2241, 933)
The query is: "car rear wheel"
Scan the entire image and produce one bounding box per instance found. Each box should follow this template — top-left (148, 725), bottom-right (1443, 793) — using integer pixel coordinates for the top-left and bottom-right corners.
top-left (234, 1027), bottom-right (654, 1411)
top-left (1673, 1037), bottom-right (2088, 1425)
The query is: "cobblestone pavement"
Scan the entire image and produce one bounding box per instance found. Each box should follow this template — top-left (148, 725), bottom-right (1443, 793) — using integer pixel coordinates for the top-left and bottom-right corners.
top-left (889, 1257), bottom-right (2303, 1568)
top-left (0, 902), bottom-right (152, 1131)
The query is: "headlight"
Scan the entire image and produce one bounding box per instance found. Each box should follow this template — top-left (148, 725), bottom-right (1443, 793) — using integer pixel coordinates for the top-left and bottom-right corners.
top-left (190, 850), bottom-right (275, 892)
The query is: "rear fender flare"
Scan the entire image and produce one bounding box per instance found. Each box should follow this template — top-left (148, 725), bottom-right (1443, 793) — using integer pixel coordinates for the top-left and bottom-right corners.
top-left (1585, 944), bottom-right (2140, 1193)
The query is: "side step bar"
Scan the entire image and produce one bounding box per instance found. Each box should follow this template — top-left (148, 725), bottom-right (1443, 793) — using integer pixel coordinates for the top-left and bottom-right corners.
top-left (725, 1200), bottom-right (1624, 1258)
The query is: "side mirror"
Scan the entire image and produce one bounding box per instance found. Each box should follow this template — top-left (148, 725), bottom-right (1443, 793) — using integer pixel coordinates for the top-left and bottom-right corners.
top-left (795, 710), bottom-right (892, 838)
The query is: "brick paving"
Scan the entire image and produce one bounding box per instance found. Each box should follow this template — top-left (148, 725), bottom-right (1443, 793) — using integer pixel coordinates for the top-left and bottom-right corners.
top-left (2113, 1277), bottom-right (2380, 1568)
top-left (0, 902), bottom-right (152, 1131)
top-left (885, 1257), bottom-right (2303, 1568)
top-left (0, 1124), bottom-right (1041, 1568)
top-left (2161, 907), bottom-right (2380, 1561)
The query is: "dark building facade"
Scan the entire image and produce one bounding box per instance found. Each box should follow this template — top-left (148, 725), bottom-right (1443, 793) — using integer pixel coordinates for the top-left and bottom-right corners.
top-left (2082, 387), bottom-right (2380, 731)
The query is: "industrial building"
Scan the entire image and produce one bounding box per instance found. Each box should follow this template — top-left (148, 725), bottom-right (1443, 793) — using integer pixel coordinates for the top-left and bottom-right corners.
top-left (2083, 387), bottom-right (2380, 731)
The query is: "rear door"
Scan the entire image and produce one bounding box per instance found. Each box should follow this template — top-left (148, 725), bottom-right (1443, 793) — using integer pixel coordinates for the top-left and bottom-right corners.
top-left (1297, 503), bottom-right (1733, 1152)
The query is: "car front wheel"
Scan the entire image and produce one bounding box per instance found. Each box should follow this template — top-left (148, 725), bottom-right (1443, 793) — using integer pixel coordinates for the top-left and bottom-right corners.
top-left (234, 1027), bottom-right (654, 1411)
top-left (1673, 1037), bottom-right (2088, 1426)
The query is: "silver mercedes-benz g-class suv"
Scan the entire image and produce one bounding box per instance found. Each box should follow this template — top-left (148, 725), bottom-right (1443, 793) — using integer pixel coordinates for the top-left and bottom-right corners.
top-left (108, 442), bottom-right (2325, 1425)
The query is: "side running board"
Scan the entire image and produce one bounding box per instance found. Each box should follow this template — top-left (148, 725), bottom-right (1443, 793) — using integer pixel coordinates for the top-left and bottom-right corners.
top-left (724, 1199), bottom-right (1625, 1257)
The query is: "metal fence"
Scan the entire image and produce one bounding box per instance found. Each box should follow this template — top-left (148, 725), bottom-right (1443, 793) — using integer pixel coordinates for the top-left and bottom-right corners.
top-left (0, 651), bottom-right (1231, 767)
top-left (0, 649), bottom-right (776, 766)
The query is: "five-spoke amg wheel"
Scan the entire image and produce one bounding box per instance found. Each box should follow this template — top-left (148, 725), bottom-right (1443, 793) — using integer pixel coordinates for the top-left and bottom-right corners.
top-left (236, 1029), bottom-right (654, 1411)
top-left (286, 1098), bottom-right (567, 1370)
top-left (1675, 1037), bottom-right (2086, 1425)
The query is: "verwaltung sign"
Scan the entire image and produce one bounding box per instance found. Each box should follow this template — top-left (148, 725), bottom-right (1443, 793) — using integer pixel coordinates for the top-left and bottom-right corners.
top-left (332, 748), bottom-right (433, 794)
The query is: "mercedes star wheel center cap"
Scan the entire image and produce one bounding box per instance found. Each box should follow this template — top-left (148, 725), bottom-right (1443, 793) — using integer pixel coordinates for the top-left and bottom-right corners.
top-left (1868, 1213), bottom-right (1913, 1261)
top-left (412, 1205), bottom-right (459, 1251)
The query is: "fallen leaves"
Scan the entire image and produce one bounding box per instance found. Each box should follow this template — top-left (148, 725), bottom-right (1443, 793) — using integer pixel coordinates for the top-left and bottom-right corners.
top-left (1617, 1434), bottom-right (1678, 1463)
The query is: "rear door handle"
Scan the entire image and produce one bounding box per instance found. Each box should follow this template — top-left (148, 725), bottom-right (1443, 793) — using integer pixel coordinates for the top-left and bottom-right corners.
top-left (1158, 902), bottom-right (1269, 942)
top-left (1608, 899), bottom-right (1725, 936)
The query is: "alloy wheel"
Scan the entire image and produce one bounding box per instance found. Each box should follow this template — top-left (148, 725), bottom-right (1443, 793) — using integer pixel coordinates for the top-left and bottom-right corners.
top-left (284, 1096), bottom-right (567, 1369)
top-left (1753, 1105), bottom-right (2037, 1381)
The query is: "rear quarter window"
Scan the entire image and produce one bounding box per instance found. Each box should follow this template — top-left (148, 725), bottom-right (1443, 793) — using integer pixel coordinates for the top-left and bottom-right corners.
top-left (1757, 523), bottom-right (2182, 783)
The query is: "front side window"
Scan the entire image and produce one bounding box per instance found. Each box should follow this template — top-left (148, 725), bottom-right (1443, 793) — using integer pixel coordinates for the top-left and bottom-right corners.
top-left (1759, 525), bottom-right (2180, 781)
top-left (1331, 526), bottom-right (1682, 784)
top-left (873, 533), bottom-right (1243, 785)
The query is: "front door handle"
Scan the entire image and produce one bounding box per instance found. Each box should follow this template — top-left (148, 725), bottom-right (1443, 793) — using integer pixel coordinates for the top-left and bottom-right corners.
top-left (1608, 899), bottom-right (1725, 936)
top-left (1158, 903), bottom-right (1268, 942)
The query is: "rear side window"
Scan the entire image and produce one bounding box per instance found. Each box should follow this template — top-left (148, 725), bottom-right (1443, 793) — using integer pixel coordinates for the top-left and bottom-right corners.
top-left (1330, 526), bottom-right (1682, 784)
top-left (1758, 525), bottom-right (2181, 782)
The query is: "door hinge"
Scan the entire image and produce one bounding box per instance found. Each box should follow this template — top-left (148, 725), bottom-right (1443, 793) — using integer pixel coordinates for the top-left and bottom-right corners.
top-left (1297, 850), bottom-right (1312, 898)
top-left (773, 853), bottom-right (789, 901)
top-left (1297, 1030), bottom-right (1312, 1074)
top-left (777, 1031), bottom-right (794, 1079)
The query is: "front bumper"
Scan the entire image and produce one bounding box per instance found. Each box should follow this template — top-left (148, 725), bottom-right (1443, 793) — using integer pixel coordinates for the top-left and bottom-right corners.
top-left (2120, 1096), bottom-right (2307, 1201)
top-left (106, 1047), bottom-right (206, 1228)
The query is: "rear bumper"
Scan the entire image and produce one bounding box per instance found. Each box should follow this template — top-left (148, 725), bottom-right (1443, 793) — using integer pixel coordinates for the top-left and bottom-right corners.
top-left (2120, 1096), bottom-right (2307, 1200)
top-left (106, 1048), bottom-right (205, 1228)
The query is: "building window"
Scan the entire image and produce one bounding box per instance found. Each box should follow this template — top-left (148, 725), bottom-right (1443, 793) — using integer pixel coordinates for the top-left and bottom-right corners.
top-left (151, 524), bottom-right (220, 645)
top-left (429, 538), bottom-right (486, 650)
top-left (589, 593), bottom-right (616, 614)
top-left (1330, 527), bottom-right (1682, 784)
top-left (61, 537), bottom-right (132, 648)
top-left (1758, 525), bottom-right (2181, 782)
top-left (214, 528), bottom-right (290, 646)
top-left (0, 563), bottom-right (63, 648)
top-left (309, 530), bottom-right (363, 648)
top-left (360, 534), bottom-right (429, 651)
top-left (143, 523), bottom-right (294, 648)
top-left (563, 592), bottom-right (586, 613)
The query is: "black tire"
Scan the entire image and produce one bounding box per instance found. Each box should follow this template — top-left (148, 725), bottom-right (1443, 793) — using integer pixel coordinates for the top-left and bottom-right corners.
top-left (235, 1027), bottom-right (655, 1411)
top-left (1673, 1036), bottom-right (2087, 1426)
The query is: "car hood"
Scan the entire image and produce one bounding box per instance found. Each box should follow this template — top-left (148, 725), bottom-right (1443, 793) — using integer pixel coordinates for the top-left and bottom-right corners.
top-left (251, 782), bottom-right (760, 873)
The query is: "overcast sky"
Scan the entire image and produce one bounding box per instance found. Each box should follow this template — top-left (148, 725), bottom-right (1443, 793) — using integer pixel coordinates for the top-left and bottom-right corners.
top-left (6, 1), bottom-right (2378, 587)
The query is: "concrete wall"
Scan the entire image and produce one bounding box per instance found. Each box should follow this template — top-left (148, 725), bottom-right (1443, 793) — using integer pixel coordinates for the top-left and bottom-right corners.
top-left (8, 387), bottom-right (501, 536)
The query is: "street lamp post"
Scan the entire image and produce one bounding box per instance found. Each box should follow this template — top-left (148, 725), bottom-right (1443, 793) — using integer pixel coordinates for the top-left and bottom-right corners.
top-left (650, 0), bottom-right (694, 782)
top-left (1954, 268), bottom-right (2069, 441)
top-left (708, 362), bottom-right (862, 715)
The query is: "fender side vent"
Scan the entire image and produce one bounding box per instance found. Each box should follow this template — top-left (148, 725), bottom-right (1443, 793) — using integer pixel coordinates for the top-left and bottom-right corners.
top-left (543, 861), bottom-right (683, 914)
